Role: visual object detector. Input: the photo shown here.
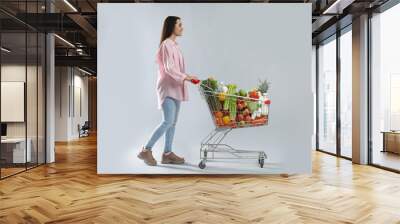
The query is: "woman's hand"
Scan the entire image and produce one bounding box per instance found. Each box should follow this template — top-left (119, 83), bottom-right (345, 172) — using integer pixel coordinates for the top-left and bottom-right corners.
top-left (185, 75), bottom-right (198, 81)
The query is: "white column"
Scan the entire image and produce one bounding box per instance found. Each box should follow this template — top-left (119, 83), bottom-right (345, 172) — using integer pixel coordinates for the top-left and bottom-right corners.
top-left (46, 1), bottom-right (56, 163)
top-left (46, 33), bottom-right (55, 163)
top-left (352, 14), bottom-right (369, 164)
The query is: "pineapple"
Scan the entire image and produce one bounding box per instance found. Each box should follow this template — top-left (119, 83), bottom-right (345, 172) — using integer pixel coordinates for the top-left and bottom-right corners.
top-left (257, 78), bottom-right (270, 94)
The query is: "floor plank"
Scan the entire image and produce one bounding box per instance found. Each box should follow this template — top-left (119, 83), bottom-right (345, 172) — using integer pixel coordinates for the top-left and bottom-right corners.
top-left (1, 134), bottom-right (400, 223)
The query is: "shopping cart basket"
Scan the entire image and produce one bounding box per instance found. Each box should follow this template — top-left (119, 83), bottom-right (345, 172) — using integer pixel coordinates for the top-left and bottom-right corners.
top-left (196, 80), bottom-right (270, 169)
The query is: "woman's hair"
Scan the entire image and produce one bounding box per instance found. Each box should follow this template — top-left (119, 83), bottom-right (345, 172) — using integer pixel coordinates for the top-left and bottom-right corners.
top-left (160, 16), bottom-right (181, 46)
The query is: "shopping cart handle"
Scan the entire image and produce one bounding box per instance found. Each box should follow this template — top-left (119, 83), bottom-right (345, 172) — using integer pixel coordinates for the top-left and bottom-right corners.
top-left (191, 79), bottom-right (200, 84)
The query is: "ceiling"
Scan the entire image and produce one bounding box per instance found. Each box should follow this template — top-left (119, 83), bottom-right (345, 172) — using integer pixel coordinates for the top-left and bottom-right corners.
top-left (0, 0), bottom-right (393, 75)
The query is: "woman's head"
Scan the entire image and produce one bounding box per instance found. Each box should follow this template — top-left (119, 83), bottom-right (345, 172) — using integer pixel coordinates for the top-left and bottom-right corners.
top-left (160, 16), bottom-right (183, 45)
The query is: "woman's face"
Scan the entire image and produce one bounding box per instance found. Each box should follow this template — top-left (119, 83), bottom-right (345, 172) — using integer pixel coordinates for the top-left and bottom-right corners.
top-left (173, 19), bottom-right (183, 36)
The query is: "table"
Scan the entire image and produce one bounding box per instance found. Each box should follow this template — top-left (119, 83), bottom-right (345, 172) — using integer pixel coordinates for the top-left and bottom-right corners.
top-left (382, 131), bottom-right (400, 154)
top-left (1, 138), bottom-right (32, 164)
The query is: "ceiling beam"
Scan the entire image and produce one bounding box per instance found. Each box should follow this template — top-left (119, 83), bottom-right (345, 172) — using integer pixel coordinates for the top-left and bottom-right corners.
top-left (322, 0), bottom-right (356, 14)
top-left (67, 13), bottom-right (97, 46)
top-left (55, 55), bottom-right (96, 72)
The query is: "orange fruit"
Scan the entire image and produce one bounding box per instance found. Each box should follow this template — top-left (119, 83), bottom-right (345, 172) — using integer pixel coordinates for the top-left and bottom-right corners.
top-left (214, 111), bottom-right (223, 118)
top-left (222, 116), bottom-right (231, 125)
top-left (215, 117), bottom-right (223, 126)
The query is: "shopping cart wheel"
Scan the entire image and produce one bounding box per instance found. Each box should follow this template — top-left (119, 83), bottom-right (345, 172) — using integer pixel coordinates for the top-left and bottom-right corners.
top-left (198, 161), bottom-right (206, 169)
top-left (259, 158), bottom-right (264, 168)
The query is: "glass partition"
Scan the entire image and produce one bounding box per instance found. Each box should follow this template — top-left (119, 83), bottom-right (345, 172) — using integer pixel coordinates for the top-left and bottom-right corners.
top-left (0, 31), bottom-right (28, 177)
top-left (27, 30), bottom-right (38, 169)
top-left (38, 32), bottom-right (45, 165)
top-left (0, 1), bottom-right (46, 179)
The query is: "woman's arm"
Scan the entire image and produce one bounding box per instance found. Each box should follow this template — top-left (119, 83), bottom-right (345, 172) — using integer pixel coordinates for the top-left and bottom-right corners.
top-left (160, 43), bottom-right (188, 83)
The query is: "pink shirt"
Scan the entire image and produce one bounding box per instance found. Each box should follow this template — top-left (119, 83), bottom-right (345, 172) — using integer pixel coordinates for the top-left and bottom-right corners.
top-left (155, 38), bottom-right (189, 109)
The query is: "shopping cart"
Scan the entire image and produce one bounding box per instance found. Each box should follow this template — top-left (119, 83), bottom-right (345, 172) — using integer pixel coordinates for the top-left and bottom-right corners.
top-left (194, 79), bottom-right (270, 169)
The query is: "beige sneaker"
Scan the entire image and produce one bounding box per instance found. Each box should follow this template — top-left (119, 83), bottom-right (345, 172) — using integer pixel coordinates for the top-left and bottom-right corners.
top-left (137, 149), bottom-right (157, 166)
top-left (161, 152), bottom-right (185, 164)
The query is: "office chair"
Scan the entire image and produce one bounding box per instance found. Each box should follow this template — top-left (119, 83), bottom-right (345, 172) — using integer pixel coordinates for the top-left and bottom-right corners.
top-left (79, 121), bottom-right (90, 138)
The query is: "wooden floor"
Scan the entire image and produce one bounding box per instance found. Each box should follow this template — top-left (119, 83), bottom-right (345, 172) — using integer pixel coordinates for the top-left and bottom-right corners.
top-left (372, 150), bottom-right (400, 171)
top-left (1, 135), bottom-right (400, 224)
top-left (0, 167), bottom-right (26, 178)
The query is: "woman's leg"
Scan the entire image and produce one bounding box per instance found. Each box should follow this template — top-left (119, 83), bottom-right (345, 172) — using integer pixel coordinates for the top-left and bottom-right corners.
top-left (161, 98), bottom-right (184, 164)
top-left (143, 97), bottom-right (177, 151)
top-left (164, 99), bottom-right (181, 153)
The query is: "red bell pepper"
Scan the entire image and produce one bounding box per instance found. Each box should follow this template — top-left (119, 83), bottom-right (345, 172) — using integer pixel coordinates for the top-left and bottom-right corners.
top-left (191, 79), bottom-right (200, 84)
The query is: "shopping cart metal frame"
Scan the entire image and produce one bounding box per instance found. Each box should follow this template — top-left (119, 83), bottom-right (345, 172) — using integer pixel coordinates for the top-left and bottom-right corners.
top-left (198, 83), bottom-right (269, 169)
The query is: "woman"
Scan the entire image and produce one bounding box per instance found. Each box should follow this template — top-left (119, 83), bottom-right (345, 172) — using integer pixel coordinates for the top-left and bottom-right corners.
top-left (137, 16), bottom-right (198, 166)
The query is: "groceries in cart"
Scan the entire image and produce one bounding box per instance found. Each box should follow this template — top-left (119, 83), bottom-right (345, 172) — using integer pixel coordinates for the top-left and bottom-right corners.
top-left (198, 77), bottom-right (271, 129)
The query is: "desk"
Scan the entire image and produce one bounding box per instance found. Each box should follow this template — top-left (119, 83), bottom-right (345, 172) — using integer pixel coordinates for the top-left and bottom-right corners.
top-left (1, 138), bottom-right (31, 164)
top-left (382, 131), bottom-right (400, 154)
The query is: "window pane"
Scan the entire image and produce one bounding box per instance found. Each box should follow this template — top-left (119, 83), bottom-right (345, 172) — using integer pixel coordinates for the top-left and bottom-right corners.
top-left (371, 4), bottom-right (400, 171)
top-left (38, 32), bottom-right (46, 165)
top-left (312, 46), bottom-right (317, 150)
top-left (318, 37), bottom-right (337, 154)
top-left (1, 31), bottom-right (27, 178)
top-left (27, 31), bottom-right (38, 169)
top-left (26, 0), bottom-right (40, 170)
top-left (340, 30), bottom-right (352, 158)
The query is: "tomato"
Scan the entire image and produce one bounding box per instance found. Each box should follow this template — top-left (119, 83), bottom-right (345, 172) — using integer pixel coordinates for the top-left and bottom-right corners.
top-left (248, 91), bottom-right (260, 100)
top-left (236, 114), bottom-right (244, 122)
top-left (248, 91), bottom-right (257, 99)
top-left (230, 121), bottom-right (238, 128)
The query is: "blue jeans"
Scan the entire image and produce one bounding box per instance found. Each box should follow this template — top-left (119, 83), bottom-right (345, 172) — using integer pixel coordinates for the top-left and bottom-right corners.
top-left (144, 97), bottom-right (181, 153)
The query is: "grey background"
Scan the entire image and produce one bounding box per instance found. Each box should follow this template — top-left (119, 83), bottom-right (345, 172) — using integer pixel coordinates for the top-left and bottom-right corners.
top-left (97, 3), bottom-right (313, 174)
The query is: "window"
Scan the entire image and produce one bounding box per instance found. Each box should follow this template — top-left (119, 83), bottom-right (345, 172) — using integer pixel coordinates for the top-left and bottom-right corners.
top-left (317, 36), bottom-right (337, 154)
top-left (340, 29), bottom-right (352, 158)
top-left (371, 3), bottom-right (400, 171)
top-left (390, 74), bottom-right (400, 130)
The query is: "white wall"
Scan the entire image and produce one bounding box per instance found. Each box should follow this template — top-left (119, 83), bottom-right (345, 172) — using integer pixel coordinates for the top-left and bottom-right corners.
top-left (55, 67), bottom-right (89, 141)
top-left (98, 3), bottom-right (313, 174)
top-left (55, 67), bottom-right (69, 141)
